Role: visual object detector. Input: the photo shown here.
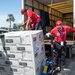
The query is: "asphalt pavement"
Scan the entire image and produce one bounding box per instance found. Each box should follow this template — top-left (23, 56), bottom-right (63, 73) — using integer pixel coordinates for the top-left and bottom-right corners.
top-left (57, 57), bottom-right (75, 75)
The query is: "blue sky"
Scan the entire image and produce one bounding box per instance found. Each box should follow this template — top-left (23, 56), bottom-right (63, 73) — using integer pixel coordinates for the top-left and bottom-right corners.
top-left (0, 0), bottom-right (22, 27)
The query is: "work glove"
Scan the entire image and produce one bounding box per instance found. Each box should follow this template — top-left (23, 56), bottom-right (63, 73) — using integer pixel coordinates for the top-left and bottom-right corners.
top-left (46, 32), bottom-right (51, 37)
top-left (20, 27), bottom-right (24, 31)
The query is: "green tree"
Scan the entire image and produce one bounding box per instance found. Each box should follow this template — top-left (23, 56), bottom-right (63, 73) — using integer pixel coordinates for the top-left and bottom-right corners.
top-left (6, 14), bottom-right (15, 31)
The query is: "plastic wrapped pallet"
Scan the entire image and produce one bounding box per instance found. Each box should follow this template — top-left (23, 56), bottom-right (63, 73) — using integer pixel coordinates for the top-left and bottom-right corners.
top-left (0, 30), bottom-right (46, 75)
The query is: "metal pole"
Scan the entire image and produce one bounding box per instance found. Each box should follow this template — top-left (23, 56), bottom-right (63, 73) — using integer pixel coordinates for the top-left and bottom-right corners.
top-left (73, 0), bottom-right (75, 27)
top-left (22, 0), bottom-right (25, 23)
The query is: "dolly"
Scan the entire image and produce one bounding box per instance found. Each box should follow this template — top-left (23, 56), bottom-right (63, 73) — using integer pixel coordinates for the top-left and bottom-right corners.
top-left (42, 61), bottom-right (52, 75)
top-left (42, 35), bottom-right (58, 75)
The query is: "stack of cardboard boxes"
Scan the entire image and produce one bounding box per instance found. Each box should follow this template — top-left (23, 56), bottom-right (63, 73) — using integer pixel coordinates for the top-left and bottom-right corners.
top-left (0, 30), bottom-right (46, 75)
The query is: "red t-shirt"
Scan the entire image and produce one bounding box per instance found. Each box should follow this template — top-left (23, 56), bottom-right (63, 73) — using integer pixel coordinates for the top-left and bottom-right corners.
top-left (50, 25), bottom-right (75, 43)
top-left (27, 10), bottom-right (41, 23)
top-left (30, 22), bottom-right (35, 29)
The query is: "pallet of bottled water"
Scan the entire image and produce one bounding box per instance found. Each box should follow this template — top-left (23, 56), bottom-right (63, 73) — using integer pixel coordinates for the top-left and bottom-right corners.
top-left (0, 30), bottom-right (46, 75)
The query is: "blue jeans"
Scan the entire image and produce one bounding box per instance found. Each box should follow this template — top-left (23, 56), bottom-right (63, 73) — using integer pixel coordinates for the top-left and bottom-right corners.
top-left (31, 22), bottom-right (41, 30)
top-left (35, 22), bottom-right (41, 30)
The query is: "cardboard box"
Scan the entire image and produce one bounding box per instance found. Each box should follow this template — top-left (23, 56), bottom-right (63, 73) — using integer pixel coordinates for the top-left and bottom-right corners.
top-left (5, 51), bottom-right (22, 60)
top-left (16, 44), bottom-right (32, 52)
top-left (24, 67), bottom-right (34, 75)
top-left (19, 59), bottom-right (33, 68)
top-left (4, 30), bottom-right (43, 45)
top-left (10, 66), bottom-right (25, 74)
top-left (4, 31), bottom-right (32, 44)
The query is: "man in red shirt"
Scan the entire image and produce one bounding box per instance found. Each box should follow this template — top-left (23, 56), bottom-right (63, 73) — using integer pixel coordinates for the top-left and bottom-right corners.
top-left (21, 9), bottom-right (41, 30)
top-left (46, 20), bottom-right (75, 43)
top-left (46, 20), bottom-right (75, 70)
